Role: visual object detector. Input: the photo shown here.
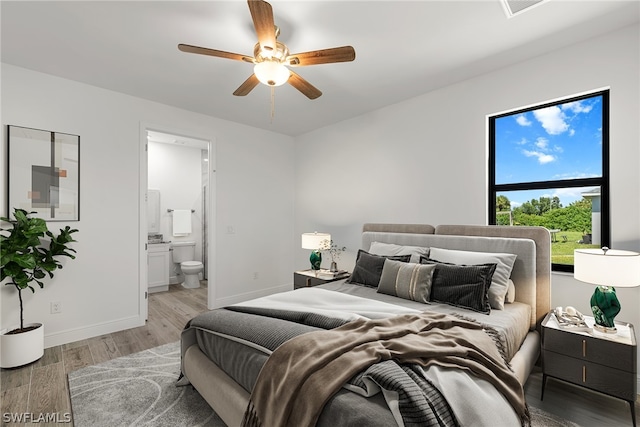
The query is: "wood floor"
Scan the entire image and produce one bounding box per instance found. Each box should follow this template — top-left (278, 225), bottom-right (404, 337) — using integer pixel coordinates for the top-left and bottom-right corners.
top-left (1, 281), bottom-right (638, 426)
top-left (1, 282), bottom-right (208, 427)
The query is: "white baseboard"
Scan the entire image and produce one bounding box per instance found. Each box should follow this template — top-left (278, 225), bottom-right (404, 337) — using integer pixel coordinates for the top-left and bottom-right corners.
top-left (212, 283), bottom-right (292, 308)
top-left (44, 315), bottom-right (145, 348)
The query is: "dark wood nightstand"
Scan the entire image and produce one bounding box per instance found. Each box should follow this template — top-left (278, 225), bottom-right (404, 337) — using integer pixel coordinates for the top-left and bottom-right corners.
top-left (541, 311), bottom-right (637, 426)
top-left (293, 269), bottom-right (350, 289)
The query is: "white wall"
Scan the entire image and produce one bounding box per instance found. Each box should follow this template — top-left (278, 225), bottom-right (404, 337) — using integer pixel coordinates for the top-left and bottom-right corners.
top-left (295, 24), bottom-right (640, 374)
top-left (0, 64), bottom-right (295, 346)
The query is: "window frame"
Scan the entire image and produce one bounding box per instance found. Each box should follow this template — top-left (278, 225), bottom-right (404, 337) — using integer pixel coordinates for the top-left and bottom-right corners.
top-left (488, 89), bottom-right (610, 273)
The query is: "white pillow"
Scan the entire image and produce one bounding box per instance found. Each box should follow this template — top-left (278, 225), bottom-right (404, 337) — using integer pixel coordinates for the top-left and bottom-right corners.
top-left (428, 247), bottom-right (517, 310)
top-left (369, 241), bottom-right (430, 264)
top-left (505, 279), bottom-right (516, 304)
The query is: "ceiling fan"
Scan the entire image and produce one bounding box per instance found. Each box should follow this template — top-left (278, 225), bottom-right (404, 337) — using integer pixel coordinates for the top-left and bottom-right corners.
top-left (178, 0), bottom-right (355, 100)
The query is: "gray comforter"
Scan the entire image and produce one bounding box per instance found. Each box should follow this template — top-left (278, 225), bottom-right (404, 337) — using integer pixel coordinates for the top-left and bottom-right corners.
top-left (180, 285), bottom-right (530, 426)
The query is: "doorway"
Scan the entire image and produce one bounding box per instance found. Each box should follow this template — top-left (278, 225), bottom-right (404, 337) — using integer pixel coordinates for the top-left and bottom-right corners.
top-left (139, 123), bottom-right (216, 321)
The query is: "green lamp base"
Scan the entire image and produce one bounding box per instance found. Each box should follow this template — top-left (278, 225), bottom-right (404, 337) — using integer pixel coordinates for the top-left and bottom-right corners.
top-left (590, 285), bottom-right (620, 334)
top-left (309, 250), bottom-right (322, 270)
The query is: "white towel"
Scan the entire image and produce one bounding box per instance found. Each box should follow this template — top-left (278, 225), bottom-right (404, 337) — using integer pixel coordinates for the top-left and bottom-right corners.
top-left (172, 210), bottom-right (192, 236)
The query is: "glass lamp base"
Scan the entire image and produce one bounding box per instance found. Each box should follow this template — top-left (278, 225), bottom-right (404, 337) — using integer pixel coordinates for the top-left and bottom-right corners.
top-left (590, 285), bottom-right (621, 333)
top-left (309, 250), bottom-right (322, 270)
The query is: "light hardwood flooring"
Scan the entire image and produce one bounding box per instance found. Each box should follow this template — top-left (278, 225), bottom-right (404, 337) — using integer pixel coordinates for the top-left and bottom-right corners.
top-left (1, 282), bottom-right (638, 426)
top-left (1, 282), bottom-right (208, 427)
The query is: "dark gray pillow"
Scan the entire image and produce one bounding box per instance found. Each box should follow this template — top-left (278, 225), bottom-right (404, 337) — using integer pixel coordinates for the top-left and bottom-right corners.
top-left (420, 257), bottom-right (496, 314)
top-left (346, 250), bottom-right (411, 288)
top-left (377, 259), bottom-right (437, 303)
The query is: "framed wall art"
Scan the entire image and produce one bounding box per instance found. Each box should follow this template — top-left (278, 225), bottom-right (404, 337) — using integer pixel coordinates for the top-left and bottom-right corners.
top-left (7, 125), bottom-right (80, 221)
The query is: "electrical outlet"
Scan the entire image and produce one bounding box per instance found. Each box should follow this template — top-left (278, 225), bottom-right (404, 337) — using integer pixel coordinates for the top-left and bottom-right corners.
top-left (51, 301), bottom-right (62, 314)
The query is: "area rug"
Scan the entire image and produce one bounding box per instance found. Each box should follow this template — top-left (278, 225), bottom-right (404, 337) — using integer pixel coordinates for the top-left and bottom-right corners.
top-left (68, 341), bottom-right (580, 427)
top-left (68, 341), bottom-right (223, 426)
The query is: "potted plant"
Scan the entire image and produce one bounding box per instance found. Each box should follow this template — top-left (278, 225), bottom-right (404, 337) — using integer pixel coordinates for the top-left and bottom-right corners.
top-left (319, 239), bottom-right (346, 272)
top-left (0, 208), bottom-right (78, 368)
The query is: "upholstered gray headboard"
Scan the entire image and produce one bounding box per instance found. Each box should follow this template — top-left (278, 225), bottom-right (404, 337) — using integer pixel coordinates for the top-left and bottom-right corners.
top-left (362, 224), bottom-right (551, 330)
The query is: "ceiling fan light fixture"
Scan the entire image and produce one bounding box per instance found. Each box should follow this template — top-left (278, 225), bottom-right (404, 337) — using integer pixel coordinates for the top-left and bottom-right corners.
top-left (254, 60), bottom-right (290, 87)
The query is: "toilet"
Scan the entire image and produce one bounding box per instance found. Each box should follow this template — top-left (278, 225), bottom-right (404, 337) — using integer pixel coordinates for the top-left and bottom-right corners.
top-left (171, 241), bottom-right (203, 289)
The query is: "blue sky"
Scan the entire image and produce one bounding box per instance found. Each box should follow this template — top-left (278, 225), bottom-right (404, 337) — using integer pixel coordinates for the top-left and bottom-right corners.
top-left (495, 94), bottom-right (603, 207)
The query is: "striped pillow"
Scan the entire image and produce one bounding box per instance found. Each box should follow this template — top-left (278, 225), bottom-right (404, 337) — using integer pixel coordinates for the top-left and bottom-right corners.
top-left (421, 259), bottom-right (496, 314)
top-left (377, 259), bottom-right (437, 303)
top-left (347, 250), bottom-right (411, 288)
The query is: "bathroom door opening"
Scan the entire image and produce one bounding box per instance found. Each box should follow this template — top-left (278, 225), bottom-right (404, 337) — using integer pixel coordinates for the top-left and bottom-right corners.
top-left (140, 124), bottom-right (216, 320)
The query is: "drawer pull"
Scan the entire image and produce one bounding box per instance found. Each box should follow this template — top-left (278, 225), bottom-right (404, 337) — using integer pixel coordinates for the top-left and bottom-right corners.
top-left (582, 365), bottom-right (586, 383)
top-left (582, 339), bottom-right (586, 357)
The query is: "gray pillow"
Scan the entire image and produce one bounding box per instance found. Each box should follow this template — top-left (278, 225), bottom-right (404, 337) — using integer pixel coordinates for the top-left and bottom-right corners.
top-left (421, 258), bottom-right (496, 314)
top-left (377, 259), bottom-right (437, 303)
top-left (428, 247), bottom-right (516, 310)
top-left (346, 250), bottom-right (411, 288)
top-left (369, 241), bottom-right (430, 263)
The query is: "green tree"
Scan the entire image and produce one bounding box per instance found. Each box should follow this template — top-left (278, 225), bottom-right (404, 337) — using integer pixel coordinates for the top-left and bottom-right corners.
top-left (496, 195), bottom-right (511, 212)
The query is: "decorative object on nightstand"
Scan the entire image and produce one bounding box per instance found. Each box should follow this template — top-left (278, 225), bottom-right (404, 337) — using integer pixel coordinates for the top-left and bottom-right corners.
top-left (319, 239), bottom-right (346, 272)
top-left (294, 269), bottom-right (350, 289)
top-left (574, 247), bottom-right (640, 333)
top-left (301, 232), bottom-right (331, 270)
top-left (541, 312), bottom-right (637, 426)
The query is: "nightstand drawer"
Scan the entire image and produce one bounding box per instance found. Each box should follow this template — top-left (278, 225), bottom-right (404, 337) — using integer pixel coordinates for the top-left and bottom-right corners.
top-left (543, 350), bottom-right (636, 401)
top-left (294, 274), bottom-right (325, 289)
top-left (543, 326), bottom-right (636, 372)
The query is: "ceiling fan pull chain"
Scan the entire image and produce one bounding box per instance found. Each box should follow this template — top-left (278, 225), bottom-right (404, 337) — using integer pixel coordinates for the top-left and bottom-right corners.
top-left (270, 86), bottom-right (276, 123)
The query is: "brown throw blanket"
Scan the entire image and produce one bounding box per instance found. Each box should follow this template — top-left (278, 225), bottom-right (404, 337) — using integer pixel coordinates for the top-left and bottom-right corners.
top-left (242, 311), bottom-right (529, 427)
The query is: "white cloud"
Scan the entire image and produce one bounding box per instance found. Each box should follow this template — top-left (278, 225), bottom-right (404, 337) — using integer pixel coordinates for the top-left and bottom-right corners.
top-left (523, 149), bottom-right (556, 164)
top-left (516, 114), bottom-right (532, 126)
top-left (554, 172), bottom-right (599, 180)
top-left (533, 106), bottom-right (569, 135)
top-left (535, 137), bottom-right (549, 150)
top-left (553, 187), bottom-right (588, 203)
top-left (516, 137), bottom-right (527, 145)
top-left (569, 129), bottom-right (575, 136)
top-left (562, 101), bottom-right (593, 114)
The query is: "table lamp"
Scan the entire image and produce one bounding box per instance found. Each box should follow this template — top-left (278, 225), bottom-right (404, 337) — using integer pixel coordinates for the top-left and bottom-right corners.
top-left (301, 232), bottom-right (330, 270)
top-left (574, 247), bottom-right (640, 333)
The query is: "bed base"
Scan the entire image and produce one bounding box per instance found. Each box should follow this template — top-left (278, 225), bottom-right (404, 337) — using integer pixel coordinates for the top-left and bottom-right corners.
top-left (184, 330), bottom-right (540, 427)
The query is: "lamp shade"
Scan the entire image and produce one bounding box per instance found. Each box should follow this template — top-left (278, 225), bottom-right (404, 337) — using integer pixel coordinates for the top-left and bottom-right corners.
top-left (574, 248), bottom-right (640, 288)
top-left (254, 60), bottom-right (290, 87)
top-left (301, 232), bottom-right (331, 250)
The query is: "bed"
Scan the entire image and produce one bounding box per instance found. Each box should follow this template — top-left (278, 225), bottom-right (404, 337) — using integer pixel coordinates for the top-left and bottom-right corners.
top-left (179, 224), bottom-right (551, 426)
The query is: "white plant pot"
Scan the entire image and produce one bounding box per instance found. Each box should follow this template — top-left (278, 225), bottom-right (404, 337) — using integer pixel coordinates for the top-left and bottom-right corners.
top-left (0, 323), bottom-right (44, 368)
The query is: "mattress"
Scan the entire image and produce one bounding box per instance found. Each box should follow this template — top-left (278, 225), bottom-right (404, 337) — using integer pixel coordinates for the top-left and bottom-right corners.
top-left (185, 281), bottom-right (532, 426)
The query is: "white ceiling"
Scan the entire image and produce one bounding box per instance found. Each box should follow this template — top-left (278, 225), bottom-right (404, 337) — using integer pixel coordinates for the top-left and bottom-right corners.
top-left (2, 1), bottom-right (638, 136)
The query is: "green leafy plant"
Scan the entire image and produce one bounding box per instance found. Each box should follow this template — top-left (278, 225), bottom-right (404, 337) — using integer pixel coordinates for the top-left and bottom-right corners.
top-left (0, 208), bottom-right (78, 332)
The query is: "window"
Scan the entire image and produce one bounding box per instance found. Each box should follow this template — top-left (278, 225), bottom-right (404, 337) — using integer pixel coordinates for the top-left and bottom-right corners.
top-left (489, 90), bottom-right (609, 272)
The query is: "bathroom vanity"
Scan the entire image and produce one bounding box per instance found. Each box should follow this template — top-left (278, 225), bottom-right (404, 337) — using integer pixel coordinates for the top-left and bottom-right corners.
top-left (148, 242), bottom-right (171, 293)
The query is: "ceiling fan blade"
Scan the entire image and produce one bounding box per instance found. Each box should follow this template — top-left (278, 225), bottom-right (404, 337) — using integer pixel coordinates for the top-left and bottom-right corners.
top-left (288, 71), bottom-right (322, 100)
top-left (248, 0), bottom-right (277, 54)
top-left (178, 44), bottom-right (254, 63)
top-left (286, 46), bottom-right (356, 66)
top-left (233, 74), bottom-right (260, 96)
